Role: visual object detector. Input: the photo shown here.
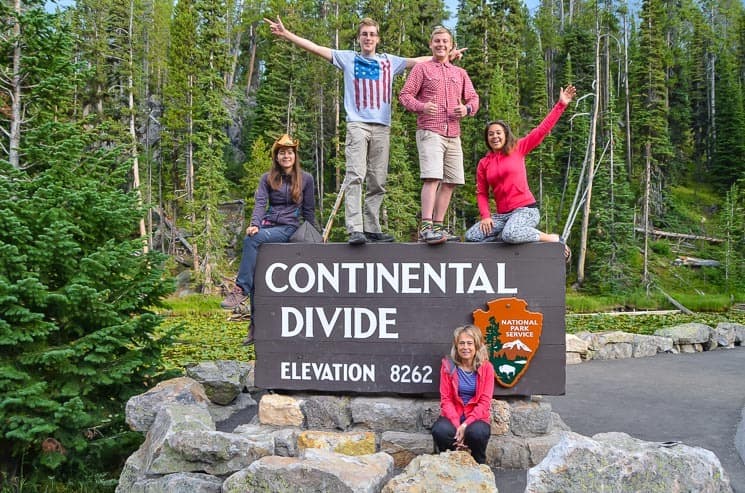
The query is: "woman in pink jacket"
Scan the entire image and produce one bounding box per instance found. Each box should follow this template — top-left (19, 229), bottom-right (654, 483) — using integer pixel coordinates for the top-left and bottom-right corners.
top-left (431, 325), bottom-right (495, 464)
top-left (465, 85), bottom-right (576, 261)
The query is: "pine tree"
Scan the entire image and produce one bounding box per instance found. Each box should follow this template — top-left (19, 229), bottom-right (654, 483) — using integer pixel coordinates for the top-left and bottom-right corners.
top-left (0, 124), bottom-right (176, 477)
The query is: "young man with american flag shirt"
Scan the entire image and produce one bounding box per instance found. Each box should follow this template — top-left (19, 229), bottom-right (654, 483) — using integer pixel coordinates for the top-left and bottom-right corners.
top-left (265, 16), bottom-right (463, 246)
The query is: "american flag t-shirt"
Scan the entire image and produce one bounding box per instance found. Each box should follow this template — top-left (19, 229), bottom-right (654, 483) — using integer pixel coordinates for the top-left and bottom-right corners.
top-left (353, 56), bottom-right (391, 110)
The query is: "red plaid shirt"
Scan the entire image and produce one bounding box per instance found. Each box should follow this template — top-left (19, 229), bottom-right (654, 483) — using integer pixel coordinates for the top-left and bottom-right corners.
top-left (399, 59), bottom-right (479, 137)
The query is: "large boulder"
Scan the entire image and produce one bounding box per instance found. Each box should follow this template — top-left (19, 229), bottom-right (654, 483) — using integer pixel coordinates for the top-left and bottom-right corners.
top-left (125, 377), bottom-right (209, 432)
top-left (380, 431), bottom-right (434, 468)
top-left (654, 323), bottom-right (713, 350)
top-left (222, 448), bottom-right (394, 493)
top-left (300, 394), bottom-right (353, 430)
top-left (351, 397), bottom-right (425, 433)
top-left (382, 450), bottom-right (497, 492)
top-left (526, 431), bottom-right (732, 492)
top-left (140, 403), bottom-right (273, 476)
top-left (185, 360), bottom-right (246, 405)
top-left (123, 472), bottom-right (222, 493)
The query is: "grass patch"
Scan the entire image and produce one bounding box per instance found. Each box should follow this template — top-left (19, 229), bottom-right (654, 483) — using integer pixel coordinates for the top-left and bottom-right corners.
top-left (566, 309), bottom-right (745, 335)
top-left (156, 294), bottom-right (254, 372)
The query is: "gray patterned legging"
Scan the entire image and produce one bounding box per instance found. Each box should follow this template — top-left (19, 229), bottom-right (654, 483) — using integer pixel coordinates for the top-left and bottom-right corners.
top-left (465, 207), bottom-right (541, 243)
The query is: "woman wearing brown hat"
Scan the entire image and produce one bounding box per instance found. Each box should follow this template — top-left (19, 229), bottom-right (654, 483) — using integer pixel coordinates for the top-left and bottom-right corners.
top-left (221, 134), bottom-right (317, 344)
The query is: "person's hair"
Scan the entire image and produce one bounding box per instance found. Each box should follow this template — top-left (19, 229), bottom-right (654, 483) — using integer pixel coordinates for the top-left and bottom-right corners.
top-left (357, 18), bottom-right (379, 37)
top-left (430, 25), bottom-right (453, 42)
top-left (484, 120), bottom-right (518, 155)
top-left (269, 145), bottom-right (303, 203)
top-left (450, 325), bottom-right (489, 369)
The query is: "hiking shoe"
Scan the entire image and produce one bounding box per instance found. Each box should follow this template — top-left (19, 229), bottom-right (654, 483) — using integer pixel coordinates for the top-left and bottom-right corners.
top-left (364, 232), bottom-right (395, 242)
top-left (348, 231), bottom-right (366, 245)
top-left (433, 224), bottom-right (460, 242)
top-left (418, 226), bottom-right (446, 245)
top-left (220, 286), bottom-right (248, 309)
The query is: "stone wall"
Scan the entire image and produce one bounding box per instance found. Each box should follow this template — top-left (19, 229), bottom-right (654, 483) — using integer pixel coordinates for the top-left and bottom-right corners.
top-left (117, 360), bottom-right (567, 492)
top-left (566, 321), bottom-right (745, 364)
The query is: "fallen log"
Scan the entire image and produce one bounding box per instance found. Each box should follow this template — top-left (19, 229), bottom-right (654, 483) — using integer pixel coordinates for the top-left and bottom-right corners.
top-left (634, 227), bottom-right (723, 244)
top-left (673, 256), bottom-right (721, 267)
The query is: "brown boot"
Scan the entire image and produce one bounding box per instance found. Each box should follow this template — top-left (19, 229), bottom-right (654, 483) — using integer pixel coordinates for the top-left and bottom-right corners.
top-left (242, 322), bottom-right (255, 346)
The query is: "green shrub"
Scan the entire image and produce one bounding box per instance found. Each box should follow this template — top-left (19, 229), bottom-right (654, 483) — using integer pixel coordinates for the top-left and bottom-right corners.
top-left (0, 125), bottom-right (177, 481)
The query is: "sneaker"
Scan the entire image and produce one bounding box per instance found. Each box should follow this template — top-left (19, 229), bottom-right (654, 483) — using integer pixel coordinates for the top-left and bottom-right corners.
top-left (418, 226), bottom-right (446, 245)
top-left (348, 231), bottom-right (366, 245)
top-left (433, 224), bottom-right (460, 242)
top-left (220, 286), bottom-right (248, 309)
top-left (364, 232), bottom-right (395, 242)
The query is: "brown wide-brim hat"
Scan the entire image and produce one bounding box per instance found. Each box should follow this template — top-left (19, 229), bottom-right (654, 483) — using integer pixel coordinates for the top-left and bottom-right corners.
top-left (271, 133), bottom-right (299, 156)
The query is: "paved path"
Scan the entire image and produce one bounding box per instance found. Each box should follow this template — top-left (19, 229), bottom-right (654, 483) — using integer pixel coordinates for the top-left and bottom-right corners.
top-left (495, 347), bottom-right (745, 492)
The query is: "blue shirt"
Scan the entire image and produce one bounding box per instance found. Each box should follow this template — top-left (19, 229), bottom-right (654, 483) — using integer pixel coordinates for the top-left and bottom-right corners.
top-left (457, 367), bottom-right (477, 407)
top-left (331, 50), bottom-right (407, 126)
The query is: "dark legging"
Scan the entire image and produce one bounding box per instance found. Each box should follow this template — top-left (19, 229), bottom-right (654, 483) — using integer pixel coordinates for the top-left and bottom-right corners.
top-left (431, 416), bottom-right (491, 464)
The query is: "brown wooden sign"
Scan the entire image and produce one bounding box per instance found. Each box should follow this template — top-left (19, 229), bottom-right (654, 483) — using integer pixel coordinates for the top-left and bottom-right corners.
top-left (253, 242), bottom-right (565, 396)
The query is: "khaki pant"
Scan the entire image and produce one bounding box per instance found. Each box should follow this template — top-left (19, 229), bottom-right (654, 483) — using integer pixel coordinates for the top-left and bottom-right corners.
top-left (343, 122), bottom-right (391, 234)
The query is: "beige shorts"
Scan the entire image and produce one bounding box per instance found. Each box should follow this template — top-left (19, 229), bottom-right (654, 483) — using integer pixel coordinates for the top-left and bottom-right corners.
top-left (415, 130), bottom-right (464, 184)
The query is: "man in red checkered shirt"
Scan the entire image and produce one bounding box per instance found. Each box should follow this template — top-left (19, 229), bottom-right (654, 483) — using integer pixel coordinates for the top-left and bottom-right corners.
top-left (399, 26), bottom-right (479, 245)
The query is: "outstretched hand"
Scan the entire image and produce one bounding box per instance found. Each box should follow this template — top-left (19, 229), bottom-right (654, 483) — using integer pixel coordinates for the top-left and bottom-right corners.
top-left (264, 16), bottom-right (288, 38)
top-left (559, 84), bottom-right (577, 105)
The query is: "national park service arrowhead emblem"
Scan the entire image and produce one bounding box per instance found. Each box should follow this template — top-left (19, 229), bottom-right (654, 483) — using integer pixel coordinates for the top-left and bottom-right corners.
top-left (472, 298), bottom-right (543, 388)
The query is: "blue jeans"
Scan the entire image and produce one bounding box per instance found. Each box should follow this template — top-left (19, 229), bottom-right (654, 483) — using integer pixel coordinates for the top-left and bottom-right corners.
top-left (235, 224), bottom-right (296, 313)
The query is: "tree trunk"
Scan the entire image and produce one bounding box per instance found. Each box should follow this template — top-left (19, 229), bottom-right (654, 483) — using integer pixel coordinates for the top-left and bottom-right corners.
top-left (623, 10), bottom-right (632, 175)
top-left (9, 0), bottom-right (22, 169)
top-left (245, 24), bottom-right (257, 97)
top-left (187, 73), bottom-right (198, 272)
top-left (643, 142), bottom-right (651, 290)
top-left (128, 0), bottom-right (148, 252)
top-left (577, 23), bottom-right (602, 285)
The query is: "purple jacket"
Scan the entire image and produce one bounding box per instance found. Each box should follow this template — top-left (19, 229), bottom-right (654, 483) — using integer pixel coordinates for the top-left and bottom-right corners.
top-left (251, 171), bottom-right (316, 229)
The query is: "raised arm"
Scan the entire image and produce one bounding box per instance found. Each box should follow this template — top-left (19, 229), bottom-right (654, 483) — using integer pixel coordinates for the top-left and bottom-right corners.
top-left (264, 16), bottom-right (333, 62)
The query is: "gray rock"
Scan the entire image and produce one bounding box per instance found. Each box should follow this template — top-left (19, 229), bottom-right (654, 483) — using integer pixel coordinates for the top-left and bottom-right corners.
top-left (141, 404), bottom-right (215, 474)
top-left (486, 434), bottom-right (531, 469)
top-left (271, 427), bottom-right (301, 457)
top-left (593, 341), bottom-right (633, 360)
top-left (209, 392), bottom-right (257, 431)
top-left (565, 334), bottom-right (589, 354)
top-left (300, 394), bottom-right (353, 430)
top-left (128, 472), bottom-right (222, 493)
top-left (167, 428), bottom-right (274, 475)
top-left (654, 322), bottom-right (713, 345)
top-left (712, 323), bottom-right (739, 348)
top-left (632, 334), bottom-right (673, 357)
top-left (510, 400), bottom-right (552, 437)
top-left (351, 397), bottom-right (423, 432)
top-left (125, 377), bottom-right (209, 432)
top-left (419, 399), bottom-right (441, 430)
top-left (115, 444), bottom-right (148, 493)
top-left (222, 449), bottom-right (393, 493)
top-left (382, 450), bottom-right (496, 492)
top-left (186, 360), bottom-right (243, 405)
top-left (380, 431), bottom-right (435, 468)
top-left (526, 431), bottom-right (732, 492)
top-left (233, 423), bottom-right (298, 457)
top-left (719, 322), bottom-right (745, 344)
top-left (525, 428), bottom-right (567, 467)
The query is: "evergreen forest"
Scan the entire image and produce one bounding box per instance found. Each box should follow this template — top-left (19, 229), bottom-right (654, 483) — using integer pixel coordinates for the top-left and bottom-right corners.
top-left (2, 0), bottom-right (745, 487)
